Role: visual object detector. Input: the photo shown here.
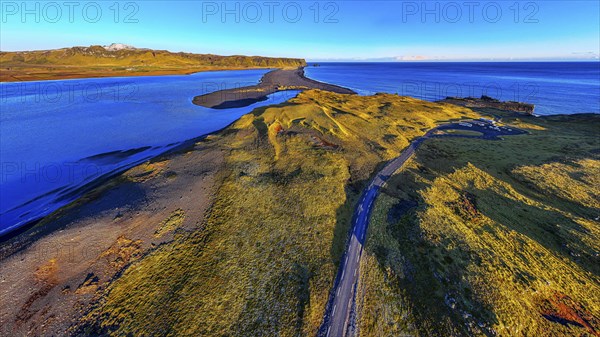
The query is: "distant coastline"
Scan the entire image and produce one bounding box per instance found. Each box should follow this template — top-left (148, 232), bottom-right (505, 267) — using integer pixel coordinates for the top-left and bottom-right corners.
top-left (0, 44), bottom-right (305, 82)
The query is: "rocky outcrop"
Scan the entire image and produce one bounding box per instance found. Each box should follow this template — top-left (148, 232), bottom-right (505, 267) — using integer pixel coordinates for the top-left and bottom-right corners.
top-left (440, 95), bottom-right (535, 115)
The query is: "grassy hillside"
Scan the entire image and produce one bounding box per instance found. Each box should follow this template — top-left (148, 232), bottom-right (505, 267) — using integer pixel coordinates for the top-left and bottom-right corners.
top-left (358, 113), bottom-right (600, 336)
top-left (0, 45), bottom-right (306, 81)
top-left (75, 91), bottom-right (483, 336)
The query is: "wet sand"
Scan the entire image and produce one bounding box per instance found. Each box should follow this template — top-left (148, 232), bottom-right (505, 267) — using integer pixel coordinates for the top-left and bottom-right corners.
top-left (0, 137), bottom-right (226, 336)
top-left (192, 67), bottom-right (355, 109)
top-left (0, 66), bottom-right (354, 336)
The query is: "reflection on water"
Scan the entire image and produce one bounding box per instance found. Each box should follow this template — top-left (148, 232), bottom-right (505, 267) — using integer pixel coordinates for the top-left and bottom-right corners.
top-left (0, 69), bottom-right (300, 235)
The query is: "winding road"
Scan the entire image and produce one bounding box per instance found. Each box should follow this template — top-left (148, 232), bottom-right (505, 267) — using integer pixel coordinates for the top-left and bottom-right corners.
top-left (318, 120), bottom-right (525, 337)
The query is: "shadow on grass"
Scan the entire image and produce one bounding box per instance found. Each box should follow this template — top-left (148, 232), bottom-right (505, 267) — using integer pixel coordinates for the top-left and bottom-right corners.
top-left (329, 180), bottom-right (363, 265)
top-left (367, 168), bottom-right (500, 336)
top-left (357, 113), bottom-right (599, 334)
top-left (414, 135), bottom-right (599, 276)
top-left (474, 186), bottom-right (600, 277)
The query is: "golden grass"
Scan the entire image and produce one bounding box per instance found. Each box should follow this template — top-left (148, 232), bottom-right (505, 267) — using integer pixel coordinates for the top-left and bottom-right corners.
top-left (513, 159), bottom-right (600, 210)
top-left (123, 160), bottom-right (169, 183)
top-left (153, 209), bottom-right (186, 238)
top-left (359, 112), bottom-right (600, 336)
top-left (0, 46), bottom-right (305, 81)
top-left (76, 90), bottom-right (484, 336)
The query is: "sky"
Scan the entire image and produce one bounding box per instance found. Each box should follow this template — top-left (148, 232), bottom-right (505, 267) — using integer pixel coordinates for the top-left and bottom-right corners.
top-left (1, 0), bottom-right (599, 61)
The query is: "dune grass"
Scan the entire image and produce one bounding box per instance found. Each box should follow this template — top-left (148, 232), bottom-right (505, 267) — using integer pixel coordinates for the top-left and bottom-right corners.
top-left (358, 113), bottom-right (600, 336)
top-left (153, 209), bottom-right (186, 238)
top-left (75, 90), bottom-right (484, 336)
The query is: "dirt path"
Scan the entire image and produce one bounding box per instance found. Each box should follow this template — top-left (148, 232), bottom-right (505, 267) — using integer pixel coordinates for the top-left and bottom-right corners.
top-left (318, 120), bottom-right (526, 337)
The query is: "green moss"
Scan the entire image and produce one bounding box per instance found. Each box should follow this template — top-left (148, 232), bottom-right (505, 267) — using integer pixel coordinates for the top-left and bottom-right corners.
top-left (75, 91), bottom-right (600, 336)
top-left (77, 90), bottom-right (484, 336)
top-left (154, 209), bottom-right (185, 237)
top-left (360, 112), bottom-right (600, 336)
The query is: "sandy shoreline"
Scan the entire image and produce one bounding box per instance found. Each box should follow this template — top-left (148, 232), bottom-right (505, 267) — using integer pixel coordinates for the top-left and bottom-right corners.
top-left (0, 66), bottom-right (350, 243)
top-left (0, 67), bottom-right (349, 336)
top-left (0, 118), bottom-right (242, 246)
top-left (1, 82), bottom-right (597, 335)
top-left (192, 67), bottom-right (356, 109)
top-left (0, 131), bottom-right (228, 336)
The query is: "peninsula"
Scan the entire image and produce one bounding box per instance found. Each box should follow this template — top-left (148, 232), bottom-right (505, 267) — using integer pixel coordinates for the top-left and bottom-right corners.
top-left (1, 88), bottom-right (598, 337)
top-left (192, 67), bottom-right (356, 109)
top-left (0, 45), bottom-right (598, 337)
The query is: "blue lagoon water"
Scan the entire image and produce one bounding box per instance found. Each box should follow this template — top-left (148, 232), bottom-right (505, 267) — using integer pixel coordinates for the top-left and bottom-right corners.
top-left (0, 70), bottom-right (299, 235)
top-left (2, 62), bottom-right (599, 235)
top-left (305, 62), bottom-right (600, 115)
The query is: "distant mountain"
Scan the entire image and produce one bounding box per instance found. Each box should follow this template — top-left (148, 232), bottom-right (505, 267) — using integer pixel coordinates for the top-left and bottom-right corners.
top-left (0, 45), bottom-right (306, 81)
top-left (103, 43), bottom-right (138, 51)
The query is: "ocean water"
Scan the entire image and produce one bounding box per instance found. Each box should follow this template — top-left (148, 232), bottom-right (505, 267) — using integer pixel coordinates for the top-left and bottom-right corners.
top-left (0, 70), bottom-right (300, 235)
top-left (305, 62), bottom-right (600, 115)
top-left (2, 63), bottom-right (599, 235)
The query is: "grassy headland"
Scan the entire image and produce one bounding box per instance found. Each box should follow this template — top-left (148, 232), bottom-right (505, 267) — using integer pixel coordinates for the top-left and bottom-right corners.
top-left (0, 89), bottom-right (597, 336)
top-left (0, 45), bottom-right (306, 82)
top-left (357, 112), bottom-right (600, 336)
top-left (74, 91), bottom-right (484, 336)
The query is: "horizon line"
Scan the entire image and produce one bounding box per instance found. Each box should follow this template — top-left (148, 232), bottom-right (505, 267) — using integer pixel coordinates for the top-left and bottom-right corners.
top-left (307, 59), bottom-right (600, 63)
top-left (2, 44), bottom-right (599, 63)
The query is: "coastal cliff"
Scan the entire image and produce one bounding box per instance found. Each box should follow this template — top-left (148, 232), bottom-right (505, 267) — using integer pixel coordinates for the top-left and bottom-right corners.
top-left (0, 44), bottom-right (306, 81)
top-left (440, 95), bottom-right (535, 115)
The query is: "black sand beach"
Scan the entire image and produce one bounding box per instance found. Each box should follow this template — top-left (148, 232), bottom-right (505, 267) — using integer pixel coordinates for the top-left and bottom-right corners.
top-left (192, 67), bottom-right (356, 109)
